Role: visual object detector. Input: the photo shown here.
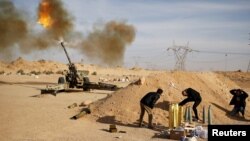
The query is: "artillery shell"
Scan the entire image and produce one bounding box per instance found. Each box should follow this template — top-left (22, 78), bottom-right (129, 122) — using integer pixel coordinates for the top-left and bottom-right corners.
top-left (68, 103), bottom-right (77, 109)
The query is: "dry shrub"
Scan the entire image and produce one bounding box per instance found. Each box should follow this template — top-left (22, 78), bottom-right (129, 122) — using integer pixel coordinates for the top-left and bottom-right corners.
top-left (17, 69), bottom-right (25, 75)
top-left (0, 71), bottom-right (5, 75)
top-left (43, 70), bottom-right (54, 75)
top-left (30, 71), bottom-right (41, 75)
top-left (91, 71), bottom-right (97, 75)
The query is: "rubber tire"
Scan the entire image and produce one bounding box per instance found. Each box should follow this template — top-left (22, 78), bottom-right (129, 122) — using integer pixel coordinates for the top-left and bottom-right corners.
top-left (83, 77), bottom-right (90, 91)
top-left (83, 77), bottom-right (90, 84)
top-left (58, 77), bottom-right (65, 84)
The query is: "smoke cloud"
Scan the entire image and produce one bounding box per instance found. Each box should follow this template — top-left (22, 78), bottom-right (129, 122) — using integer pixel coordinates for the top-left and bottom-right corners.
top-left (20, 0), bottom-right (74, 53)
top-left (37, 0), bottom-right (73, 39)
top-left (0, 0), bottom-right (74, 58)
top-left (0, 0), bottom-right (28, 58)
top-left (80, 21), bottom-right (136, 66)
top-left (0, 0), bottom-right (136, 67)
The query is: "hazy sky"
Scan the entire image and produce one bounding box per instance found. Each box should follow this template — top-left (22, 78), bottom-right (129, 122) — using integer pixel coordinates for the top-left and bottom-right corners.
top-left (10, 0), bottom-right (250, 71)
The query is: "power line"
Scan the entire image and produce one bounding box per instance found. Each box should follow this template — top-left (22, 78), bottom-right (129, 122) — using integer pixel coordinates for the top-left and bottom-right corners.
top-left (188, 55), bottom-right (249, 63)
top-left (194, 50), bottom-right (250, 56)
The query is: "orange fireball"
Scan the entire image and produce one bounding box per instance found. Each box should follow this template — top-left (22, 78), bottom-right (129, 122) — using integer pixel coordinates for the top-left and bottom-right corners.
top-left (37, 0), bottom-right (53, 28)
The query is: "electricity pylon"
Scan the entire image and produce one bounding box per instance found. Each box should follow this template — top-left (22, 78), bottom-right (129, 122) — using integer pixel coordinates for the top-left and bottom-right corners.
top-left (247, 60), bottom-right (250, 72)
top-left (248, 33), bottom-right (250, 72)
top-left (167, 41), bottom-right (198, 71)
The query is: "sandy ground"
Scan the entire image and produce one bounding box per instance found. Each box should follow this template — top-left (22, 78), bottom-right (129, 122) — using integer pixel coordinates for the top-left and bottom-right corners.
top-left (0, 74), bottom-right (177, 141)
top-left (0, 59), bottom-right (250, 141)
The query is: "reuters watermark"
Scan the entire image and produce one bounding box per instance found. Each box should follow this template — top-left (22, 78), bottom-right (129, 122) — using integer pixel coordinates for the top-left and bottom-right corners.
top-left (208, 125), bottom-right (249, 140)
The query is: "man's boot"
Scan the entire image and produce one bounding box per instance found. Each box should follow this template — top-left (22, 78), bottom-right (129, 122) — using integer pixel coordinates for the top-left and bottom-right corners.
top-left (138, 114), bottom-right (143, 127)
top-left (148, 114), bottom-right (154, 129)
top-left (138, 120), bottom-right (142, 127)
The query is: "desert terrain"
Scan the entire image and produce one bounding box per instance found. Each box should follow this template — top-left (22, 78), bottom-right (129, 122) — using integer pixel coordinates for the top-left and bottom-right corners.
top-left (0, 58), bottom-right (250, 141)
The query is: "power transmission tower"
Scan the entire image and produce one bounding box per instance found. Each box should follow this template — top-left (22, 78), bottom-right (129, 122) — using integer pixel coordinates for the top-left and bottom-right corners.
top-left (247, 60), bottom-right (250, 72)
top-left (249, 33), bottom-right (250, 45)
top-left (248, 33), bottom-right (250, 72)
top-left (133, 56), bottom-right (141, 67)
top-left (167, 41), bottom-right (198, 71)
top-left (225, 53), bottom-right (228, 71)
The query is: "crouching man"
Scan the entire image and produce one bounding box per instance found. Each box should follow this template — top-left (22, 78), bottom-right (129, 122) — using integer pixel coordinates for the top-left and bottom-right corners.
top-left (229, 89), bottom-right (248, 118)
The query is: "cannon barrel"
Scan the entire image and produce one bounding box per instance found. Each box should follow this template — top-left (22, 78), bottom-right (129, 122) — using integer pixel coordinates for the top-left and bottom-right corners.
top-left (60, 42), bottom-right (72, 65)
top-left (60, 42), bottom-right (79, 87)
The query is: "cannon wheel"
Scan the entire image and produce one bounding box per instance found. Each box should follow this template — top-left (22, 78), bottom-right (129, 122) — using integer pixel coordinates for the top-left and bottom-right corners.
top-left (83, 77), bottom-right (90, 91)
top-left (83, 77), bottom-right (90, 84)
top-left (58, 77), bottom-right (65, 84)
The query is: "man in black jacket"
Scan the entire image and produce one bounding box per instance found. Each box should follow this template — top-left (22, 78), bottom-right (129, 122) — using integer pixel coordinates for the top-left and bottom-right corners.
top-left (139, 88), bottom-right (163, 129)
top-left (229, 89), bottom-right (248, 118)
top-left (179, 88), bottom-right (202, 121)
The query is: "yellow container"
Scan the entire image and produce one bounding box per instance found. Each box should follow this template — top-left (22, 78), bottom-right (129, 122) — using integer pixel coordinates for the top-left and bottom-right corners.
top-left (169, 103), bottom-right (183, 129)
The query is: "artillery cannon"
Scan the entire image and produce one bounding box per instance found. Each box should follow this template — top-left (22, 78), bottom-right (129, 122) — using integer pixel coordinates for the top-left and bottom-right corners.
top-left (59, 42), bottom-right (89, 89)
top-left (41, 42), bottom-right (119, 95)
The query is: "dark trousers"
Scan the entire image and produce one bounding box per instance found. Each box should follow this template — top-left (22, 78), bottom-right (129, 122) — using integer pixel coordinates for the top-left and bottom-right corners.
top-left (230, 105), bottom-right (245, 117)
top-left (139, 103), bottom-right (153, 127)
top-left (193, 100), bottom-right (201, 119)
top-left (179, 99), bottom-right (201, 119)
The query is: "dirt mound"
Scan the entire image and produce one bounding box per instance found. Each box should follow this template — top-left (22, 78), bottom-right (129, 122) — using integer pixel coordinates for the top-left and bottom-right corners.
top-left (217, 71), bottom-right (250, 89)
top-left (91, 71), bottom-right (250, 126)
